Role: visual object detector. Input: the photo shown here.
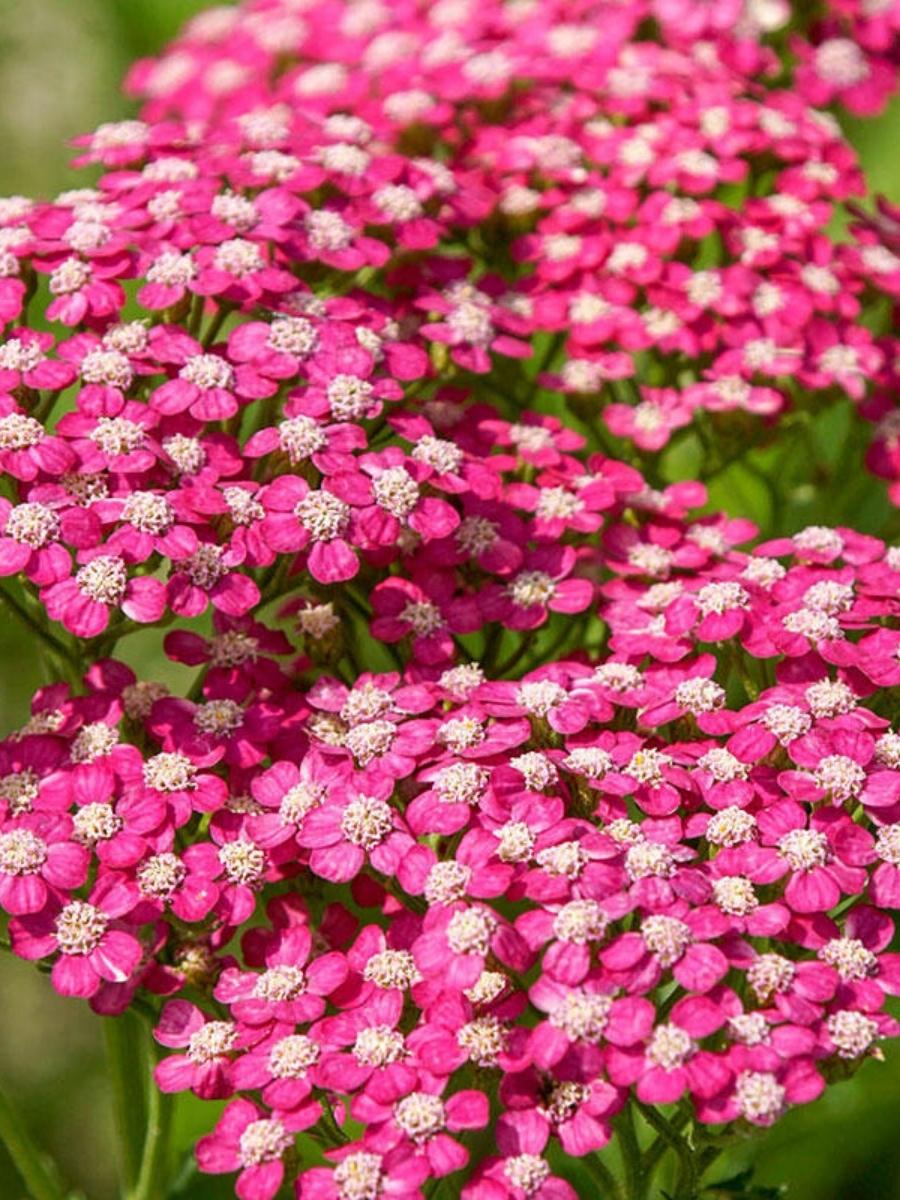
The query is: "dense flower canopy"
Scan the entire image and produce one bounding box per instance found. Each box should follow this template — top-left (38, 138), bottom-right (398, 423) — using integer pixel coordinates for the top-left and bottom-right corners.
top-left (0, 1), bottom-right (899, 1199)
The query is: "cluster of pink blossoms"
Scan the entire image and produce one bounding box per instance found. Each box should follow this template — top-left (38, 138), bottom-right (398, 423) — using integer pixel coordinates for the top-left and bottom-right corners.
top-left (1, 1), bottom-right (899, 1199)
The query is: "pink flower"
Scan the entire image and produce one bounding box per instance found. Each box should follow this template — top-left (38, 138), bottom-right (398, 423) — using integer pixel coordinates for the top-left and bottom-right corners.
top-left (313, 988), bottom-right (411, 1095)
top-left (413, 902), bottom-right (531, 991)
top-left (499, 1075), bottom-right (623, 1158)
top-left (0, 408), bottom-right (75, 481)
top-left (116, 744), bottom-right (228, 832)
top-left (359, 1083), bottom-right (486, 1178)
top-left (604, 388), bottom-right (695, 451)
top-left (697, 1058), bottom-right (824, 1127)
top-left (196, 1098), bottom-right (315, 1200)
top-left (42, 554), bottom-right (166, 637)
top-left (245, 754), bottom-right (336, 849)
top-left (0, 330), bottom-right (76, 392)
top-left (297, 777), bottom-right (416, 885)
top-left (297, 1146), bottom-right (429, 1200)
top-left (231, 1026), bottom-right (325, 1112)
top-left (464, 1110), bottom-right (577, 1200)
top-left (215, 923), bottom-right (348, 1028)
top-left (370, 576), bottom-right (479, 666)
top-left (154, 1000), bottom-right (247, 1099)
top-left (0, 812), bottom-right (88, 914)
top-left (606, 998), bottom-right (733, 1105)
top-left (10, 875), bottom-right (142, 998)
top-left (0, 498), bottom-right (81, 586)
top-left (260, 474), bottom-right (363, 585)
top-left (482, 547), bottom-right (594, 631)
top-left (167, 540), bottom-right (260, 618)
top-left (754, 801), bottom-right (869, 912)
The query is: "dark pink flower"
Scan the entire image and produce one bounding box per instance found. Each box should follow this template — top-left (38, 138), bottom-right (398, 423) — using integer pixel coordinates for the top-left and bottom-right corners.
top-left (10, 876), bottom-right (142, 998)
top-left (43, 554), bottom-right (166, 637)
top-left (196, 1098), bottom-right (316, 1200)
top-left (0, 812), bottom-right (88, 914)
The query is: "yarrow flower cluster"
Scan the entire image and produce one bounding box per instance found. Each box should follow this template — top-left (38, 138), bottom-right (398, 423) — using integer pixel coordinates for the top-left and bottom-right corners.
top-left (1, 2), bottom-right (899, 1199)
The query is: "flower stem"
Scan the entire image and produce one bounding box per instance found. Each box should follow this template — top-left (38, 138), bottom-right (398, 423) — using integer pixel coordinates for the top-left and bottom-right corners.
top-left (0, 1075), bottom-right (68, 1200)
top-left (103, 1013), bottom-right (149, 1197)
top-left (637, 1103), bottom-right (710, 1200)
top-left (0, 584), bottom-right (81, 673)
top-left (130, 1038), bottom-right (174, 1200)
top-left (614, 1106), bottom-right (645, 1199)
top-left (584, 1151), bottom-right (622, 1199)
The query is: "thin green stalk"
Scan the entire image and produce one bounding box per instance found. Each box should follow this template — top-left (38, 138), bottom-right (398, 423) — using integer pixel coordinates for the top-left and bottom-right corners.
top-left (0, 1075), bottom-right (68, 1200)
top-left (493, 636), bottom-right (532, 679)
top-left (640, 1108), bottom-right (690, 1188)
top-left (131, 1039), bottom-right (174, 1200)
top-left (311, 1092), bottom-right (349, 1146)
top-left (637, 1103), bottom-right (698, 1200)
top-left (202, 302), bottom-right (234, 348)
top-left (614, 1106), bottom-right (645, 1199)
top-left (103, 1014), bottom-right (149, 1197)
top-left (583, 1151), bottom-right (622, 1199)
top-left (0, 585), bottom-right (80, 671)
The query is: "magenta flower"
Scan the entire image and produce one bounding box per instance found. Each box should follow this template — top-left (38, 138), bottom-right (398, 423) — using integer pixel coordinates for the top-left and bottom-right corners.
top-left (167, 539), bottom-right (260, 618)
top-left (0, 812), bottom-right (88, 915)
top-left (154, 1000), bottom-right (247, 1099)
top-left (148, 690), bottom-right (284, 770)
top-left (370, 576), bottom-right (479, 666)
top-left (244, 754), bottom-right (335, 849)
top-left (10, 875), bottom-right (142, 998)
top-left (0, 498), bottom-right (79, 586)
top-left (413, 902), bottom-right (531, 991)
top-left (42, 554), bottom-right (166, 637)
top-left (215, 923), bottom-right (348, 1028)
top-left (243, 414), bottom-right (365, 474)
top-left (464, 1112), bottom-right (577, 1200)
top-left (697, 1058), bottom-right (824, 1127)
top-left (4, 3), bottom-right (900, 1195)
top-left (482, 547), bottom-right (594, 632)
top-left (196, 1098), bottom-right (315, 1200)
top-left (297, 1146), bottom-right (429, 1200)
top-left (355, 1075), bottom-right (489, 1178)
top-left (231, 1026), bottom-right (325, 1112)
top-left (781, 726), bottom-right (900, 811)
top-left (753, 801), bottom-right (869, 913)
top-left (498, 1076), bottom-right (623, 1158)
top-left (297, 777), bottom-right (416, 885)
top-left (0, 330), bottom-right (76, 392)
top-left (793, 906), bottom-right (900, 1010)
top-left (179, 831), bottom-right (272, 926)
top-left (164, 613), bottom-right (292, 694)
top-left (260, 474), bottom-right (363, 585)
top-left (116, 744), bottom-right (228, 832)
top-left (0, 408), bottom-right (75, 481)
top-left (606, 998), bottom-right (733, 1105)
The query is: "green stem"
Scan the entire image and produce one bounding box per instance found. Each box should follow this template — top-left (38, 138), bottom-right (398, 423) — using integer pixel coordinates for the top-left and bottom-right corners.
top-left (493, 634), bottom-right (532, 679)
top-left (583, 1151), bottom-right (622, 1199)
top-left (103, 1014), bottom-right (149, 1197)
top-left (638, 1104), bottom-right (696, 1171)
top-left (0, 1075), bottom-right (68, 1200)
top-left (637, 1104), bottom-right (699, 1200)
top-left (202, 302), bottom-right (234, 348)
top-left (614, 1106), bottom-right (645, 1199)
top-left (311, 1091), bottom-right (349, 1147)
top-left (0, 584), bottom-right (80, 672)
top-left (130, 1038), bottom-right (174, 1200)
top-left (640, 1109), bottom-right (689, 1188)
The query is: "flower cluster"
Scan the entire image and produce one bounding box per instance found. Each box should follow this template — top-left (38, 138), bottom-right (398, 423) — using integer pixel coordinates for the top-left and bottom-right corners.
top-left (0, 1), bottom-right (899, 1200)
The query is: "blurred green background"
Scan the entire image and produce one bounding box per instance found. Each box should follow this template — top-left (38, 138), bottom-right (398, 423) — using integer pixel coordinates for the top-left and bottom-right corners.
top-left (0, 2), bottom-right (898, 1197)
